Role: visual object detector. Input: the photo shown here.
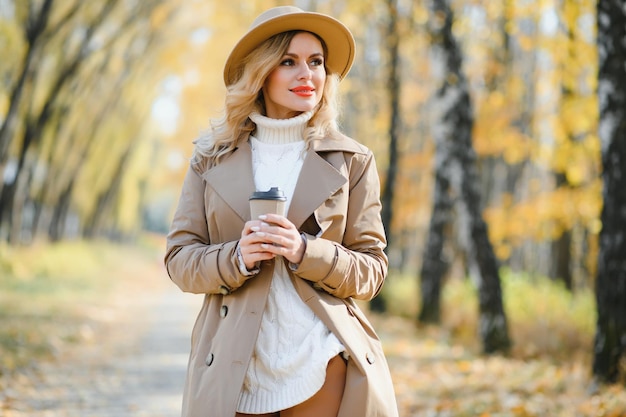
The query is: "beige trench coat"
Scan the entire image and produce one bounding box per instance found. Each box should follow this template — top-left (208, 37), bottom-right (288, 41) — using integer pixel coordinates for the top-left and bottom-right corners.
top-left (165, 133), bottom-right (399, 417)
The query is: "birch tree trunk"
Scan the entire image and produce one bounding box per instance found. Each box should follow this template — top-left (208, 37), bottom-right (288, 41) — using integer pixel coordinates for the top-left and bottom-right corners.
top-left (420, 0), bottom-right (511, 353)
top-left (592, 0), bottom-right (626, 385)
top-left (418, 151), bottom-right (453, 324)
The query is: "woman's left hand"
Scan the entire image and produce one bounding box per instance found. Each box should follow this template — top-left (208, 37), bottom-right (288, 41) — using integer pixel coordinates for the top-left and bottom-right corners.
top-left (251, 214), bottom-right (305, 265)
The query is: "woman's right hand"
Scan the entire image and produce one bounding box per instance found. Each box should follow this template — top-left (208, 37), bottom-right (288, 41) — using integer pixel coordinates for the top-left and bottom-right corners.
top-left (239, 219), bottom-right (277, 270)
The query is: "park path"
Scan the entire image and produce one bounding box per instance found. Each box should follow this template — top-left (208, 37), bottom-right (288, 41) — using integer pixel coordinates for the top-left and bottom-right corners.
top-left (4, 267), bottom-right (202, 417)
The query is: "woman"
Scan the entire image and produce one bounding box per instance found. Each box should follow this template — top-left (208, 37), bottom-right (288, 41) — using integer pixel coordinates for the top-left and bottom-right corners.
top-left (165, 6), bottom-right (399, 417)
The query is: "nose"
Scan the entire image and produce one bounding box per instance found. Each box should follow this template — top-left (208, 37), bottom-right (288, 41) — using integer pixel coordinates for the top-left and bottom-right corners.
top-left (296, 62), bottom-right (313, 80)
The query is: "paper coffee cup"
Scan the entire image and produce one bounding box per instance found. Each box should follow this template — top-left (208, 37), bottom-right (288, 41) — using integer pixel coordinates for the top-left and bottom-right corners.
top-left (249, 187), bottom-right (287, 219)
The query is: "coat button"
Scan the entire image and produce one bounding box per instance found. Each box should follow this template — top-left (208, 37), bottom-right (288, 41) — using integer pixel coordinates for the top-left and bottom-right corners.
top-left (220, 305), bottom-right (228, 318)
top-left (205, 353), bottom-right (214, 366)
top-left (218, 285), bottom-right (231, 295)
top-left (366, 352), bottom-right (376, 364)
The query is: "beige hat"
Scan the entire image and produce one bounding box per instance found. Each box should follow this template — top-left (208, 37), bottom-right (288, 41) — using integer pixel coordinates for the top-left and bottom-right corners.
top-left (223, 6), bottom-right (355, 86)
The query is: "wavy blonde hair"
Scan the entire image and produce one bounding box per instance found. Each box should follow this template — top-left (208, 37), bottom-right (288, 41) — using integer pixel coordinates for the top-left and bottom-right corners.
top-left (192, 31), bottom-right (342, 166)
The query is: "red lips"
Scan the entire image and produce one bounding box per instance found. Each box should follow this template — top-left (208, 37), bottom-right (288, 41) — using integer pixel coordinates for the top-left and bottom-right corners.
top-left (291, 86), bottom-right (314, 96)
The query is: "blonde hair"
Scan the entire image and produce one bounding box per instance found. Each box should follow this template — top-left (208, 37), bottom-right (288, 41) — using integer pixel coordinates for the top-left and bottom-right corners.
top-left (193, 31), bottom-right (342, 166)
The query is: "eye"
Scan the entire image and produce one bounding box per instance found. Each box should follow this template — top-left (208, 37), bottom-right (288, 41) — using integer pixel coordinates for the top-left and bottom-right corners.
top-left (310, 58), bottom-right (324, 67)
top-left (280, 58), bottom-right (295, 66)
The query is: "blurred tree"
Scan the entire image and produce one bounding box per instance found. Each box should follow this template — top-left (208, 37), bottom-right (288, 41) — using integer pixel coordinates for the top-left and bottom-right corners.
top-left (418, 0), bottom-right (510, 354)
top-left (1, 0), bottom-right (122, 243)
top-left (0, 0), bottom-right (186, 243)
top-left (380, 0), bottom-right (400, 251)
top-left (465, 0), bottom-right (600, 290)
top-left (592, 0), bottom-right (626, 386)
top-left (417, 135), bottom-right (452, 324)
top-left (549, 0), bottom-right (598, 290)
top-left (471, 0), bottom-right (534, 263)
top-left (371, 0), bottom-right (403, 313)
top-left (0, 0), bottom-right (55, 169)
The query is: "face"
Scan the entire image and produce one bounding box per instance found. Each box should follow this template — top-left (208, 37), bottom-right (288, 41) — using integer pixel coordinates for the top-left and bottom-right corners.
top-left (262, 32), bottom-right (326, 119)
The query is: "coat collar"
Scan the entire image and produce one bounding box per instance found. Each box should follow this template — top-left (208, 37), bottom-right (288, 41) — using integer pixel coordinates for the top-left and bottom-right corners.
top-left (201, 137), bottom-right (361, 229)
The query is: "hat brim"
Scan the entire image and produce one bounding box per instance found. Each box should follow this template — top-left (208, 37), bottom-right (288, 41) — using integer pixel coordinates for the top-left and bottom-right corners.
top-left (223, 10), bottom-right (355, 86)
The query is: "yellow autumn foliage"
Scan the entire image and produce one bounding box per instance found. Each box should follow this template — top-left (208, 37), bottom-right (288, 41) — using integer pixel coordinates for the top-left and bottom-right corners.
top-left (484, 181), bottom-right (602, 258)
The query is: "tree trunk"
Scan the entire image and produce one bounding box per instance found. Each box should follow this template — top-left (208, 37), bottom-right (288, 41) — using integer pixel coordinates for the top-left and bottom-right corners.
top-left (418, 154), bottom-right (453, 324)
top-left (372, 0), bottom-right (402, 313)
top-left (422, 0), bottom-right (511, 353)
top-left (83, 141), bottom-right (134, 239)
top-left (551, 174), bottom-right (573, 289)
top-left (0, 0), bottom-right (54, 166)
top-left (380, 0), bottom-right (401, 247)
top-left (2, 122), bottom-right (38, 244)
top-left (49, 179), bottom-right (74, 242)
top-left (592, 0), bottom-right (626, 385)
top-left (551, 0), bottom-right (586, 290)
top-left (461, 173), bottom-right (511, 353)
top-left (456, 81), bottom-right (510, 354)
top-left (0, 0), bottom-right (120, 243)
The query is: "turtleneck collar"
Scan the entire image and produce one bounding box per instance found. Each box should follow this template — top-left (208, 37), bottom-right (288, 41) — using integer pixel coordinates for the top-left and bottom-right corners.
top-left (249, 111), bottom-right (313, 145)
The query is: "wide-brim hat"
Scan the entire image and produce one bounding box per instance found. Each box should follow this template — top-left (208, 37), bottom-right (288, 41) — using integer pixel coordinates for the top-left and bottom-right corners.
top-left (223, 6), bottom-right (355, 86)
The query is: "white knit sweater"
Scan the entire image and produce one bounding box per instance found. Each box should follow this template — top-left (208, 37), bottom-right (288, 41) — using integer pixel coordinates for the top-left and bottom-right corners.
top-left (236, 111), bottom-right (345, 414)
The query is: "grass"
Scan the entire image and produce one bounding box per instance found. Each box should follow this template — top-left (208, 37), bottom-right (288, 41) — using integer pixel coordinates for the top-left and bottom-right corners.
top-left (0, 237), bottom-right (163, 375)
top-left (376, 271), bottom-right (626, 417)
top-left (381, 268), bottom-right (596, 363)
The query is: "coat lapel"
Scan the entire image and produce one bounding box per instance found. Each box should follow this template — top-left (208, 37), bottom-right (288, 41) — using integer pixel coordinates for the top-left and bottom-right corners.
top-left (288, 147), bottom-right (347, 229)
top-left (201, 141), bottom-right (255, 222)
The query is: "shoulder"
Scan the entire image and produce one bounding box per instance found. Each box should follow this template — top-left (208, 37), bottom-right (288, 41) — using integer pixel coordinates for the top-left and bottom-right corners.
top-left (189, 151), bottom-right (215, 176)
top-left (312, 133), bottom-right (379, 184)
top-left (189, 133), bottom-right (235, 176)
top-left (311, 132), bottom-right (372, 156)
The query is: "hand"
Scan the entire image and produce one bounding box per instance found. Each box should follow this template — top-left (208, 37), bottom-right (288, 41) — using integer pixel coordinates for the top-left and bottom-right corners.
top-left (239, 214), bottom-right (305, 269)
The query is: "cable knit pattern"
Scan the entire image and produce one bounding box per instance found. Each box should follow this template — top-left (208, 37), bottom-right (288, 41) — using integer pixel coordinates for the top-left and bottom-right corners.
top-left (237, 111), bottom-right (345, 414)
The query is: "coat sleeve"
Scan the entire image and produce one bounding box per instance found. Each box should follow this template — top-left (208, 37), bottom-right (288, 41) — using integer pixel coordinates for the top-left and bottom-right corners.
top-left (164, 164), bottom-right (252, 295)
top-left (292, 150), bottom-right (388, 301)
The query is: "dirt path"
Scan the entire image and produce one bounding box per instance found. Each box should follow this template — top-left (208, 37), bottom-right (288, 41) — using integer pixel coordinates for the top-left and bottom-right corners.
top-left (3, 271), bottom-right (201, 417)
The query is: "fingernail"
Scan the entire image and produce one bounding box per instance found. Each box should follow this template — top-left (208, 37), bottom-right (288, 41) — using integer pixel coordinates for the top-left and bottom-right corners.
top-left (258, 215), bottom-right (267, 220)
top-left (251, 226), bottom-right (260, 232)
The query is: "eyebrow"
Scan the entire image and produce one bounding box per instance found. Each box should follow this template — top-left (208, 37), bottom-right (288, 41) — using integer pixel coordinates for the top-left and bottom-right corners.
top-left (283, 52), bottom-right (324, 59)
